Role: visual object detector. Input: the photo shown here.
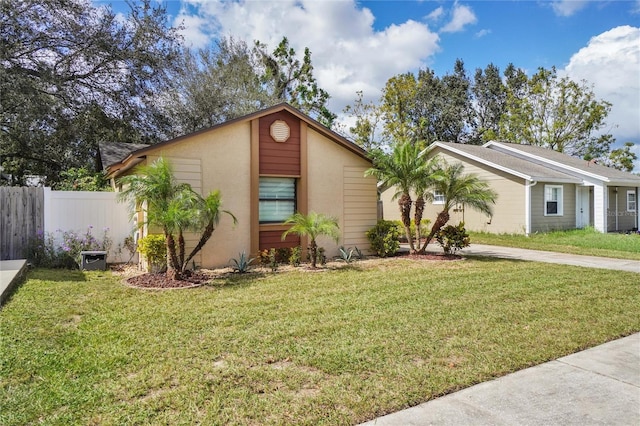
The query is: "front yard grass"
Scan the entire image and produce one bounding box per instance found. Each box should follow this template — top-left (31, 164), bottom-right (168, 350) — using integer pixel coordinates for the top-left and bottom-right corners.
top-left (2, 258), bottom-right (639, 425)
top-left (470, 227), bottom-right (640, 260)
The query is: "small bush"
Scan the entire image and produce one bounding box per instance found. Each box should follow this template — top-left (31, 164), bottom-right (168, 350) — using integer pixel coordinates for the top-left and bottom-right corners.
top-left (367, 220), bottom-right (401, 257)
top-left (394, 219), bottom-right (431, 242)
top-left (436, 222), bottom-right (470, 255)
top-left (23, 231), bottom-right (75, 268)
top-left (137, 234), bottom-right (166, 272)
top-left (289, 246), bottom-right (302, 267)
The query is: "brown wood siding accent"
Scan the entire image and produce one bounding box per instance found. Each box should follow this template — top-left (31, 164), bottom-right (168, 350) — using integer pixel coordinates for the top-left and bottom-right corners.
top-left (259, 230), bottom-right (300, 250)
top-left (259, 111), bottom-right (301, 175)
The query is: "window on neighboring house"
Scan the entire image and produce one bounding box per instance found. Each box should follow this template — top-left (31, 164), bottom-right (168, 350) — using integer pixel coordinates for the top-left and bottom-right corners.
top-left (628, 190), bottom-right (637, 212)
top-left (544, 185), bottom-right (563, 216)
top-left (259, 177), bottom-right (296, 223)
top-left (433, 191), bottom-right (445, 204)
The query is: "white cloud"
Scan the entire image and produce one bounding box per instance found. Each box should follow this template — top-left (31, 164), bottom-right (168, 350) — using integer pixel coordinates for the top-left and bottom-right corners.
top-left (440, 2), bottom-right (477, 33)
top-left (174, 0), bottom-right (440, 113)
top-left (562, 26), bottom-right (640, 144)
top-left (174, 11), bottom-right (213, 49)
top-left (551, 0), bottom-right (589, 17)
top-left (426, 6), bottom-right (444, 22)
top-left (475, 29), bottom-right (491, 38)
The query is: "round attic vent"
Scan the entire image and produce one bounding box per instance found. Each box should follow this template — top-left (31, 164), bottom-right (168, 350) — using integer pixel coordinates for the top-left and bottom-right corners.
top-left (270, 120), bottom-right (290, 142)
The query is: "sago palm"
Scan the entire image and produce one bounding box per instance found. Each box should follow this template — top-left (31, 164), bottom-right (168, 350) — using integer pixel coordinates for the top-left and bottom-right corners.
top-left (281, 212), bottom-right (340, 268)
top-left (365, 142), bottom-right (433, 253)
top-left (419, 162), bottom-right (497, 253)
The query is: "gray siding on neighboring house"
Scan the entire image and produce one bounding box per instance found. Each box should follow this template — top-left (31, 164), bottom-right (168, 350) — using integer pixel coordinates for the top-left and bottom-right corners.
top-left (607, 186), bottom-right (638, 232)
top-left (430, 149), bottom-right (527, 234)
top-left (531, 183), bottom-right (577, 232)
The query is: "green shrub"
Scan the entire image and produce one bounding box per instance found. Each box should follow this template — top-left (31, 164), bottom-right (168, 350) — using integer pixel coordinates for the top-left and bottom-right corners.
top-left (366, 220), bottom-right (401, 257)
top-left (289, 246), bottom-right (302, 267)
top-left (393, 219), bottom-right (431, 242)
top-left (436, 222), bottom-right (470, 255)
top-left (137, 234), bottom-right (166, 272)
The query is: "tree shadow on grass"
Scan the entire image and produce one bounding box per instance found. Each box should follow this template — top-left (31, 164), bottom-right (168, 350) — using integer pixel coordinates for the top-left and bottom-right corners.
top-left (206, 271), bottom-right (269, 289)
top-left (461, 255), bottom-right (528, 265)
top-left (29, 268), bottom-right (88, 282)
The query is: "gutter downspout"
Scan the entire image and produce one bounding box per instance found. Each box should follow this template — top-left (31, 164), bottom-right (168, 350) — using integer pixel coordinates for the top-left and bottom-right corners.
top-left (525, 180), bottom-right (537, 235)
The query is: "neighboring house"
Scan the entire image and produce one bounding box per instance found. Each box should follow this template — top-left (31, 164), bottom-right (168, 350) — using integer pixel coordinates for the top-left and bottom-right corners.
top-left (381, 141), bottom-right (640, 235)
top-left (101, 103), bottom-right (378, 268)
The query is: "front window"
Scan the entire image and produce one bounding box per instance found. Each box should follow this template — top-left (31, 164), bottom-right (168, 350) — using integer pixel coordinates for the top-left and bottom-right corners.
top-left (433, 191), bottom-right (445, 205)
top-left (628, 191), bottom-right (637, 212)
top-left (259, 177), bottom-right (296, 223)
top-left (544, 185), bottom-right (563, 216)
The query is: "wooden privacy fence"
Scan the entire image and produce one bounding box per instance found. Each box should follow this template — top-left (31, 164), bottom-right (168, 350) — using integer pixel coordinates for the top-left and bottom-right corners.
top-left (1, 188), bottom-right (135, 262)
top-left (1, 187), bottom-right (44, 260)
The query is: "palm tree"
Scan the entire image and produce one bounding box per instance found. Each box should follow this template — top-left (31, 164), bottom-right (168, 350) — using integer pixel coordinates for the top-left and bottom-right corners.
top-left (365, 142), bottom-right (434, 253)
top-left (281, 212), bottom-right (340, 268)
top-left (419, 162), bottom-right (497, 254)
top-left (183, 191), bottom-right (236, 269)
top-left (117, 157), bottom-right (235, 279)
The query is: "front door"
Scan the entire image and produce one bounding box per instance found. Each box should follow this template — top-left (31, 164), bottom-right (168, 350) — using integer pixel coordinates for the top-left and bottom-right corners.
top-left (576, 187), bottom-right (590, 228)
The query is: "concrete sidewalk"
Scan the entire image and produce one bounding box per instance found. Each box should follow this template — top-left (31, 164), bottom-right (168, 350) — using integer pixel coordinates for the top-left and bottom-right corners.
top-left (0, 259), bottom-right (27, 306)
top-left (361, 333), bottom-right (640, 426)
top-left (423, 243), bottom-right (640, 273)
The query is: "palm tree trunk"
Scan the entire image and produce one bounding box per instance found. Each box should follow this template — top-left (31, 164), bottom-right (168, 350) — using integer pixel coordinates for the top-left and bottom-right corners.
top-left (178, 229), bottom-right (185, 271)
top-left (165, 231), bottom-right (182, 280)
top-left (398, 193), bottom-right (415, 253)
top-left (309, 239), bottom-right (317, 268)
top-left (414, 195), bottom-right (425, 247)
top-left (183, 221), bottom-right (214, 272)
top-left (419, 210), bottom-right (449, 254)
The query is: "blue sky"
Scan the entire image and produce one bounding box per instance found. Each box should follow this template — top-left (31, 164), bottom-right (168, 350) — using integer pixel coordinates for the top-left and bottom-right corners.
top-left (104, 0), bottom-right (640, 167)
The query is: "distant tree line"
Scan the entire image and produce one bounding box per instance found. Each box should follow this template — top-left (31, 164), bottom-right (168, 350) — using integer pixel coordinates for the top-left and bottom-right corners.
top-left (344, 60), bottom-right (636, 172)
top-left (1, 0), bottom-right (635, 188)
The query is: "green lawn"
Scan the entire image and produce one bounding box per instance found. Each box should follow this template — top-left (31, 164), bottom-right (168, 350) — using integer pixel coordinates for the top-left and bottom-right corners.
top-left (2, 260), bottom-right (639, 425)
top-left (470, 227), bottom-right (640, 260)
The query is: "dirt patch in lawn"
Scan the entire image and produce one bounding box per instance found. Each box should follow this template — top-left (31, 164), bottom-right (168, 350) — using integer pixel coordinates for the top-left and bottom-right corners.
top-left (399, 252), bottom-right (463, 261)
top-left (125, 271), bottom-right (211, 289)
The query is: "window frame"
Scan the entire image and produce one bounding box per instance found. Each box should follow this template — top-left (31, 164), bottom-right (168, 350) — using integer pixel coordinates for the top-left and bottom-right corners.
top-left (258, 177), bottom-right (297, 224)
top-left (432, 191), bottom-right (445, 205)
top-left (544, 184), bottom-right (564, 216)
top-left (627, 190), bottom-right (637, 212)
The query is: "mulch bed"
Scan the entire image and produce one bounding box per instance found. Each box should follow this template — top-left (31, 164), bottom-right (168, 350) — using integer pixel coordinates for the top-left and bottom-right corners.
top-left (115, 252), bottom-right (462, 289)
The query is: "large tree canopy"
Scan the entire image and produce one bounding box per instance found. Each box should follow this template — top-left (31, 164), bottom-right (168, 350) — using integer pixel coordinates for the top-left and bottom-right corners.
top-left (348, 61), bottom-right (619, 166)
top-left (0, 0), bottom-right (183, 186)
top-left (159, 36), bottom-right (336, 137)
top-left (499, 66), bottom-right (612, 156)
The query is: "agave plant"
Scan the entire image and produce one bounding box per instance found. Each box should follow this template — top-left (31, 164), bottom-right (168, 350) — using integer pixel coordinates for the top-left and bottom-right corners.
top-left (229, 251), bottom-right (256, 273)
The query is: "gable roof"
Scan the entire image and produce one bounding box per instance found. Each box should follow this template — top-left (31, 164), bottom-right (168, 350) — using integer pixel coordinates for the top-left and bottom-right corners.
top-left (98, 142), bottom-right (150, 170)
top-left (105, 103), bottom-right (370, 179)
top-left (427, 142), bottom-right (582, 183)
top-left (485, 142), bottom-right (640, 185)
